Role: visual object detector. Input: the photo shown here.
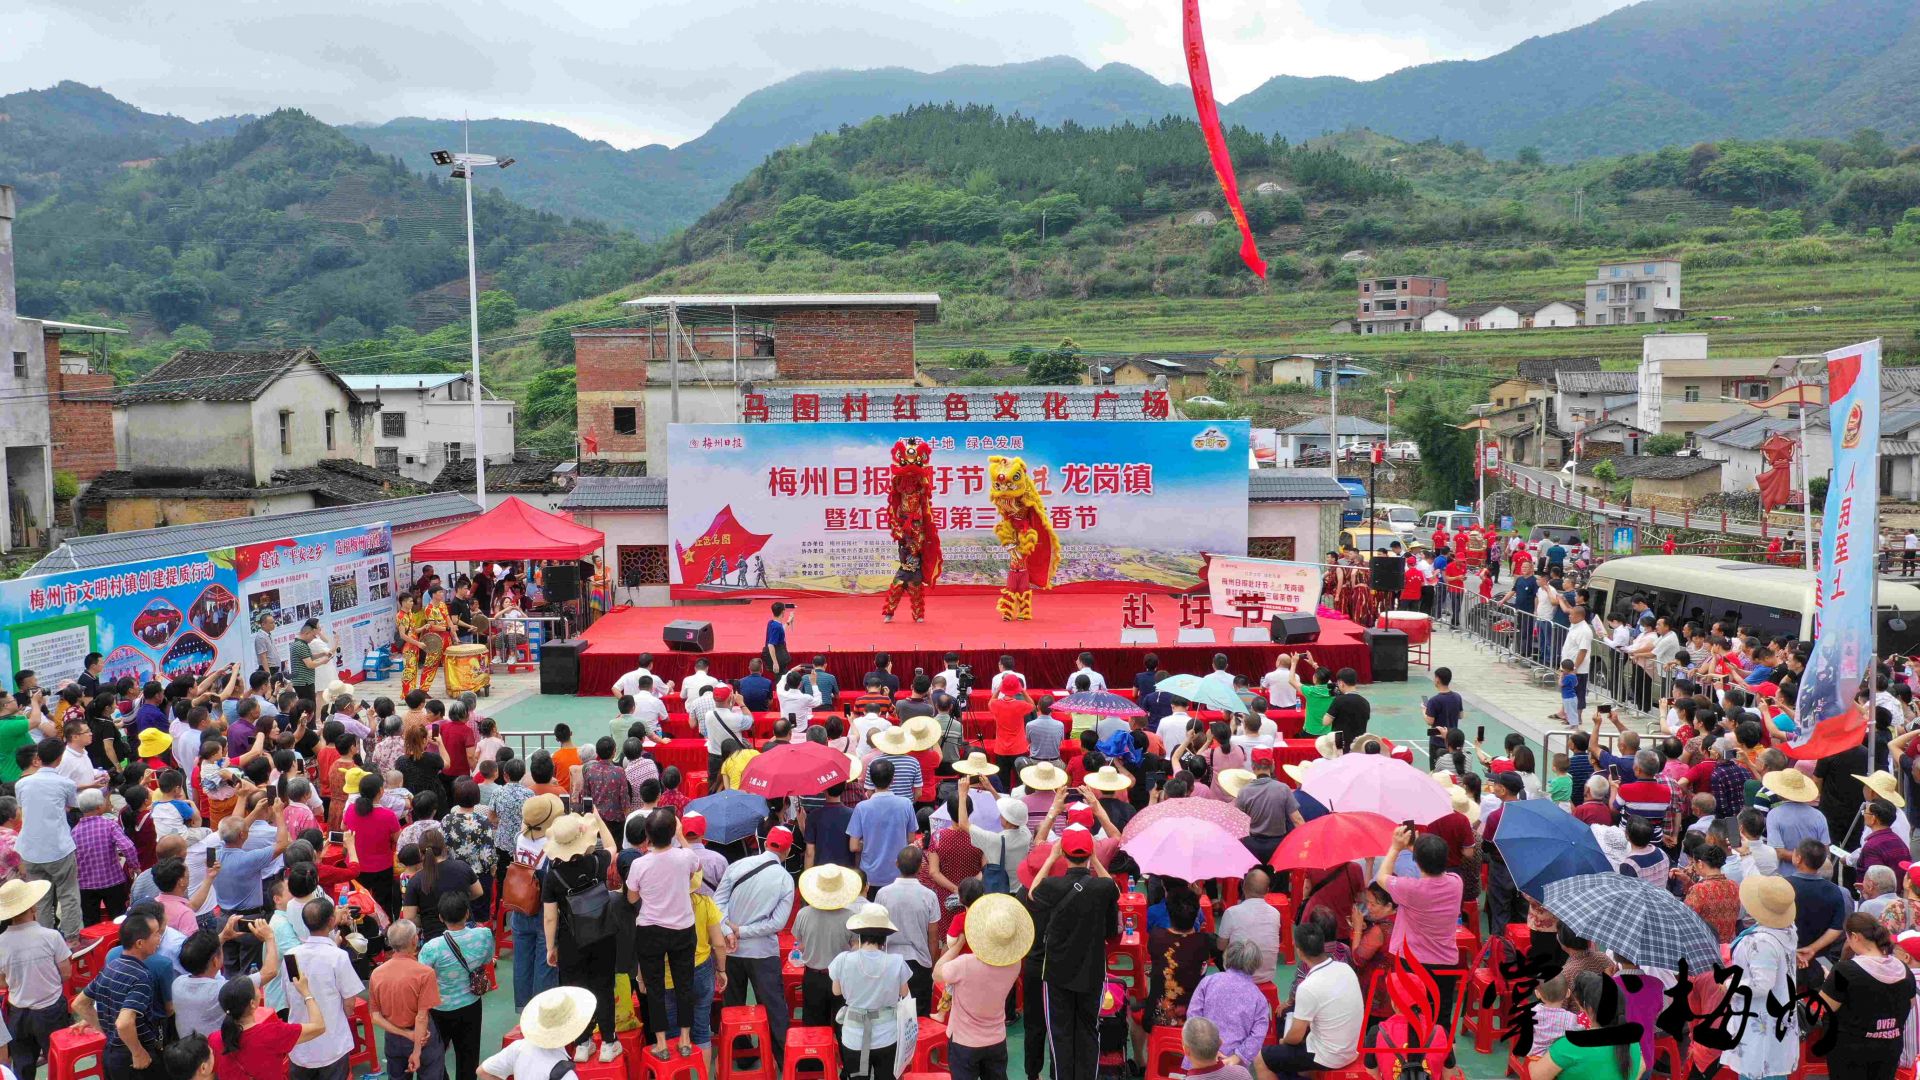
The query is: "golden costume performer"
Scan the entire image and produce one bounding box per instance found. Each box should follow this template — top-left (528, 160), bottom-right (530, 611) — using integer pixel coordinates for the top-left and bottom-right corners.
top-left (988, 455), bottom-right (1060, 622)
top-left (398, 589), bottom-right (454, 695)
top-left (881, 437), bottom-right (944, 623)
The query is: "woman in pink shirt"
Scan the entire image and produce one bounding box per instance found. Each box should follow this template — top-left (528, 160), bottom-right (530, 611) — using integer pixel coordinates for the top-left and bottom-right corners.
top-left (344, 773), bottom-right (404, 917)
top-left (623, 809), bottom-right (702, 1059)
top-left (1375, 826), bottom-right (1466, 1050)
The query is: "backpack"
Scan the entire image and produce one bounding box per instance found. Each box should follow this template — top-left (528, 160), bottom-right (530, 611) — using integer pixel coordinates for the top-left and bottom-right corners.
top-left (981, 834), bottom-right (1015, 895)
top-left (441, 930), bottom-right (492, 998)
top-left (562, 864), bottom-right (623, 946)
top-left (937, 715), bottom-right (965, 766)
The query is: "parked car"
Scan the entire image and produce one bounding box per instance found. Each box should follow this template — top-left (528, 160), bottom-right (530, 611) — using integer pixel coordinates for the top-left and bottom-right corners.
top-left (1420, 510), bottom-right (1480, 534)
top-left (1386, 441), bottom-right (1421, 462)
top-left (1373, 503), bottom-right (1420, 536)
top-left (1338, 525), bottom-right (1404, 553)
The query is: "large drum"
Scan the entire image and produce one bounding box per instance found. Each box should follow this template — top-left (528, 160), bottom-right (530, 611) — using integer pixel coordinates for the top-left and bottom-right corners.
top-left (444, 643), bottom-right (492, 695)
top-left (1382, 610), bottom-right (1433, 644)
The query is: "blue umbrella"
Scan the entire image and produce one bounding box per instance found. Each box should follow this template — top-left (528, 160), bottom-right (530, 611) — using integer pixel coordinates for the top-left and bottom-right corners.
top-left (685, 789), bottom-right (770, 845)
top-left (1491, 799), bottom-right (1614, 896)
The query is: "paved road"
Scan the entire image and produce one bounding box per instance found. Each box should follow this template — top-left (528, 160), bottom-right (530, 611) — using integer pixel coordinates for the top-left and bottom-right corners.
top-left (1502, 461), bottom-right (1792, 543)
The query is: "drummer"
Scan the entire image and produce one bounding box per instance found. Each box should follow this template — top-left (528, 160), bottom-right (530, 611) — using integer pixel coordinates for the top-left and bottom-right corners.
top-left (448, 580), bottom-right (491, 653)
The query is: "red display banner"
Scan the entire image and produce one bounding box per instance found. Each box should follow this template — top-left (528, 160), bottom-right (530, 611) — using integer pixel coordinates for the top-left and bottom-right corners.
top-left (1182, 0), bottom-right (1267, 278)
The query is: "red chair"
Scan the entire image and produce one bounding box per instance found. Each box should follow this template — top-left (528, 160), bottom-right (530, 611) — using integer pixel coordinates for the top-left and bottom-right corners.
top-left (778, 934), bottom-right (805, 1018)
top-left (347, 997), bottom-right (381, 1076)
top-left (1119, 892), bottom-right (1146, 936)
top-left (1459, 935), bottom-right (1516, 1055)
top-left (503, 1026), bottom-right (523, 1048)
top-left (1197, 894), bottom-right (1216, 933)
top-left (1652, 1035), bottom-right (1681, 1078)
top-left (1259, 982), bottom-right (1282, 1046)
top-left (909, 1017), bottom-right (949, 1074)
top-left (1105, 932), bottom-right (1148, 1000)
top-left (47, 1027), bottom-right (105, 1080)
top-left (1507, 1052), bottom-right (1533, 1080)
top-left (641, 1045), bottom-right (711, 1080)
top-left (1265, 892), bottom-right (1296, 964)
top-left (1460, 899), bottom-right (1480, 938)
top-left (1144, 1027), bottom-right (1185, 1080)
top-left (1220, 877), bottom-right (1241, 909)
top-left (780, 1027), bottom-right (841, 1080)
top-left (718, 1006), bottom-right (778, 1080)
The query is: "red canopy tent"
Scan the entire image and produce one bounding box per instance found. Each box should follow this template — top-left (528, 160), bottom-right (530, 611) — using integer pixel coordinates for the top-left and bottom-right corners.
top-left (409, 496), bottom-right (604, 562)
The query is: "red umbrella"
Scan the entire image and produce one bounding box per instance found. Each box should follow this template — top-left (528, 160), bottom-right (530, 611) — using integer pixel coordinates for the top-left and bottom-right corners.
top-left (1270, 811), bottom-right (1398, 871)
top-left (739, 743), bottom-right (854, 799)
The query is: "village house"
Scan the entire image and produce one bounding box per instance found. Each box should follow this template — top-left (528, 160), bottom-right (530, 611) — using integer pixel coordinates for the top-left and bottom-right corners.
top-left (1568, 454), bottom-right (1723, 510)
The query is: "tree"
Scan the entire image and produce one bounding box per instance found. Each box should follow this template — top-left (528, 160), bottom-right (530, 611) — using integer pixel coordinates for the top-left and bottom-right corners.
top-left (522, 366), bottom-right (577, 430)
top-left (537, 313), bottom-right (577, 363)
top-left (1023, 348), bottom-right (1085, 386)
top-left (1397, 394), bottom-right (1476, 508)
top-left (1592, 460), bottom-right (1619, 483)
top-left (476, 290), bottom-right (520, 334)
top-left (1643, 433), bottom-right (1686, 456)
top-left (950, 349), bottom-right (993, 369)
top-left (1894, 208), bottom-right (1920, 247)
top-left (1516, 146), bottom-right (1544, 167)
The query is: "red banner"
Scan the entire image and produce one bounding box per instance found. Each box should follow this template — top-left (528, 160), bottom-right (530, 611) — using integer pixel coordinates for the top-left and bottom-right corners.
top-left (1182, 0), bottom-right (1267, 278)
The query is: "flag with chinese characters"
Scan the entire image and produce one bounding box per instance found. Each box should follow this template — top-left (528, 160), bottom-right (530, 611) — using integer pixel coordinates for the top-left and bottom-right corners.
top-left (1182, 0), bottom-right (1266, 278)
top-left (672, 505), bottom-right (773, 588)
top-left (1785, 338), bottom-right (1881, 760)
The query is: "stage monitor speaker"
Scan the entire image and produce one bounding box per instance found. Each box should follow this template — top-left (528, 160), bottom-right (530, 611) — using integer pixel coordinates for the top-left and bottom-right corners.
top-left (1365, 627), bottom-right (1410, 683)
top-left (1270, 613), bottom-right (1322, 645)
top-left (664, 620), bottom-right (715, 653)
top-left (544, 563), bottom-right (580, 602)
top-left (539, 638), bottom-right (584, 695)
top-left (1369, 555), bottom-right (1405, 594)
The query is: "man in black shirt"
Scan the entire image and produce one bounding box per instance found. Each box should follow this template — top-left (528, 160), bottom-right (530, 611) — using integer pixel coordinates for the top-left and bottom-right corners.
top-left (893, 675), bottom-right (937, 721)
top-left (1423, 666), bottom-right (1464, 764)
top-left (1325, 667), bottom-right (1371, 752)
top-left (1029, 826), bottom-right (1119, 1080)
top-left (864, 652), bottom-right (901, 696)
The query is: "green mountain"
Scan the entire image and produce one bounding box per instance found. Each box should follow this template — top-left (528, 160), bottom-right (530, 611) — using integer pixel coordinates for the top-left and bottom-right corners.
top-left (13, 108), bottom-right (652, 350)
top-left (0, 81), bottom-right (250, 204)
top-left (1222, 0), bottom-right (1920, 161)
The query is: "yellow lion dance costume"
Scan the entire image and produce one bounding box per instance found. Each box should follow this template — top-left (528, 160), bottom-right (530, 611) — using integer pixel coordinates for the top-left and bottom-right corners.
top-left (988, 455), bottom-right (1060, 621)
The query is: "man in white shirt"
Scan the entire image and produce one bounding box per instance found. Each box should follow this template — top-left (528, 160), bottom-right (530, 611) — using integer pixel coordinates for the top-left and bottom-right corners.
top-left (1261, 657), bottom-right (1301, 710)
top-left (696, 686), bottom-right (749, 777)
top-left (54, 723), bottom-right (106, 790)
top-left (932, 654), bottom-right (964, 699)
top-left (1156, 702), bottom-right (1196, 748)
top-left (1215, 868), bottom-right (1281, 985)
top-left (774, 673), bottom-right (823, 739)
top-left (678, 658), bottom-right (721, 703)
top-left (1264, 922), bottom-right (1361, 1075)
top-left (626, 677), bottom-right (671, 740)
top-left (16, 739), bottom-right (81, 936)
top-left (1202, 653), bottom-right (1236, 691)
top-left (1560, 604), bottom-right (1595, 716)
top-left (610, 653), bottom-right (672, 698)
top-left (850, 704), bottom-right (892, 757)
top-left (993, 656), bottom-right (1027, 694)
top-left (1069, 653), bottom-right (1107, 693)
top-left (286, 897), bottom-right (365, 1077)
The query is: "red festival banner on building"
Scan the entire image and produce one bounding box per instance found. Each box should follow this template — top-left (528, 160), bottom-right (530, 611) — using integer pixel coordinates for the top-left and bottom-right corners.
top-left (1182, 0), bottom-right (1267, 278)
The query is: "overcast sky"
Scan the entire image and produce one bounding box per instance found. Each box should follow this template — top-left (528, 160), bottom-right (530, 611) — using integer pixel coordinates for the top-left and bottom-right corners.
top-left (8, 0), bottom-right (1637, 149)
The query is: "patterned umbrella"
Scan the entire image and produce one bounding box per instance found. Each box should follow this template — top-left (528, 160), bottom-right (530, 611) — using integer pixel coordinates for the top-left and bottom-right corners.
top-left (1300, 753), bottom-right (1453, 824)
top-left (1049, 691), bottom-right (1145, 719)
top-left (1157, 673), bottom-right (1249, 715)
top-left (1120, 795), bottom-right (1252, 842)
top-left (1122, 818), bottom-right (1258, 882)
top-left (1540, 873), bottom-right (1721, 975)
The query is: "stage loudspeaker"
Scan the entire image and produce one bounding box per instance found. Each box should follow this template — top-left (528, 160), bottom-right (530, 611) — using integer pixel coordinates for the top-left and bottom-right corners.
top-left (1269, 613), bottom-right (1322, 645)
top-left (1369, 555), bottom-right (1405, 594)
top-left (545, 564), bottom-right (580, 602)
top-left (539, 639), bottom-right (583, 695)
top-left (1365, 627), bottom-right (1410, 683)
top-left (664, 620), bottom-right (715, 653)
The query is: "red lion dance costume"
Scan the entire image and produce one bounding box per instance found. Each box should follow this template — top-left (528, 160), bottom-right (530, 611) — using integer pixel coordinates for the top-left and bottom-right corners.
top-left (988, 455), bottom-right (1060, 622)
top-left (882, 437), bottom-right (943, 622)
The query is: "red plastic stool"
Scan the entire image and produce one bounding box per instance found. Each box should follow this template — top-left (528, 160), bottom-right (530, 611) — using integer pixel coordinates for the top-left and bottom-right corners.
top-left (1652, 1035), bottom-right (1681, 1078)
top-left (1508, 1052), bottom-right (1532, 1080)
top-left (503, 1026), bottom-right (523, 1048)
top-left (1258, 982), bottom-right (1282, 1045)
top-left (1105, 932), bottom-right (1148, 1000)
top-left (778, 937), bottom-right (805, 1018)
top-left (780, 1027), bottom-right (840, 1080)
top-left (347, 996), bottom-right (381, 1075)
top-left (48, 1027), bottom-right (106, 1080)
top-left (1118, 892), bottom-right (1146, 936)
top-left (1197, 894), bottom-right (1215, 933)
top-left (1145, 1027), bottom-right (1184, 1080)
top-left (1264, 893), bottom-right (1295, 964)
top-left (909, 1017), bottom-right (949, 1073)
top-left (718, 1005), bottom-right (778, 1080)
top-left (641, 1045), bottom-right (711, 1080)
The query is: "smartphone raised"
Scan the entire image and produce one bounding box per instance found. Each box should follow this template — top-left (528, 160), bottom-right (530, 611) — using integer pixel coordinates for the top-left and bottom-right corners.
top-left (284, 954), bottom-right (301, 982)
top-left (580, 796), bottom-right (594, 815)
top-left (205, 849), bottom-right (217, 868)
top-left (1476, 725), bottom-right (1486, 744)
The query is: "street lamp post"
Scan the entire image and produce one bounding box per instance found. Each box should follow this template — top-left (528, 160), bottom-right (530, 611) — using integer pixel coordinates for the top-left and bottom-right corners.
top-left (429, 136), bottom-right (515, 505)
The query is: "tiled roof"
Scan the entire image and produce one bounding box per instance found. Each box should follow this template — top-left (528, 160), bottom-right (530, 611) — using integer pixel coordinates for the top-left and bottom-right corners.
top-left (1248, 470), bottom-right (1353, 503)
top-left (1574, 456), bottom-right (1721, 480)
top-left (1701, 416), bottom-right (1800, 451)
top-left (437, 457), bottom-right (649, 494)
top-left (30, 492), bottom-right (479, 575)
top-left (1556, 370), bottom-right (1638, 395)
top-left (272, 459), bottom-right (443, 504)
top-left (917, 366), bottom-right (1030, 386)
top-left (1515, 358), bottom-right (1600, 383)
top-left (558, 476), bottom-right (669, 511)
top-left (1277, 415), bottom-right (1387, 436)
top-left (624, 293), bottom-right (941, 322)
top-left (117, 348), bottom-right (356, 404)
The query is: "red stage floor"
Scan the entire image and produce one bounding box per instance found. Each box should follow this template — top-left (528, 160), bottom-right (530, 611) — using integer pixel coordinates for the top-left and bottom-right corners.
top-left (575, 592), bottom-right (1370, 694)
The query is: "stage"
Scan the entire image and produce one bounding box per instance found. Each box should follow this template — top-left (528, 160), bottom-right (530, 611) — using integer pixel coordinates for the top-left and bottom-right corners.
top-left (574, 592), bottom-right (1371, 694)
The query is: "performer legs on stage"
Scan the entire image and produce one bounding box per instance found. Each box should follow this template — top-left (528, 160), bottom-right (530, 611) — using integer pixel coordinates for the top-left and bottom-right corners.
top-left (988, 455), bottom-right (1059, 622)
top-left (882, 437), bottom-right (943, 623)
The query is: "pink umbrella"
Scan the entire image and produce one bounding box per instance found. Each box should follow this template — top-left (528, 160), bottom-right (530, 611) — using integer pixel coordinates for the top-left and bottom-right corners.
top-left (1119, 797), bottom-right (1252, 843)
top-left (1120, 818), bottom-right (1258, 882)
top-left (1299, 753), bottom-right (1453, 824)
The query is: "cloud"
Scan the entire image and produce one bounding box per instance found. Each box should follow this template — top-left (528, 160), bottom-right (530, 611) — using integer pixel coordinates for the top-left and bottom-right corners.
top-left (4, 0), bottom-right (1632, 147)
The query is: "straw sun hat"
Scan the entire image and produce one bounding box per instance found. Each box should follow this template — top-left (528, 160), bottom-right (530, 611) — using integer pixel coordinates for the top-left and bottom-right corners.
top-left (799, 865), bottom-right (864, 911)
top-left (1020, 762), bottom-right (1069, 791)
top-left (1855, 770), bottom-right (1906, 809)
top-left (952, 752), bottom-right (998, 777)
top-left (1739, 874), bottom-right (1796, 930)
top-left (542, 815), bottom-right (601, 861)
top-left (520, 986), bottom-right (600, 1049)
top-left (964, 894), bottom-right (1036, 967)
top-left (520, 794), bottom-right (565, 840)
top-left (1215, 769), bottom-right (1257, 798)
top-left (1084, 766), bottom-right (1134, 792)
top-left (898, 715), bottom-right (942, 753)
top-left (872, 726), bottom-right (917, 757)
top-left (0, 879), bottom-right (50, 923)
top-left (846, 905), bottom-right (899, 935)
top-left (1762, 769), bottom-right (1819, 804)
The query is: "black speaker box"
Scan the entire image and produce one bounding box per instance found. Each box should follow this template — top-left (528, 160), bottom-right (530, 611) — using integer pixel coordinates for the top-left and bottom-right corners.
top-left (1269, 613), bottom-right (1322, 645)
top-left (544, 563), bottom-right (580, 602)
top-left (1365, 627), bottom-right (1410, 683)
top-left (1369, 555), bottom-right (1405, 593)
top-left (664, 619), bottom-right (715, 653)
top-left (539, 638), bottom-right (584, 695)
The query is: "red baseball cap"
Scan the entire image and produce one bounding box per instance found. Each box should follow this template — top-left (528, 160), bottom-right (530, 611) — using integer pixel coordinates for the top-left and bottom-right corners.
top-left (682, 811), bottom-right (707, 838)
top-left (1066, 805), bottom-right (1096, 830)
top-left (1060, 825), bottom-right (1094, 857)
top-left (712, 685), bottom-right (732, 701)
top-left (997, 674), bottom-right (1021, 696)
top-left (764, 825), bottom-right (794, 851)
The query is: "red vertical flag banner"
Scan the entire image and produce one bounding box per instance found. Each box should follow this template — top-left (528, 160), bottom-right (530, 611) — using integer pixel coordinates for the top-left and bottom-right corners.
top-left (1182, 0), bottom-right (1267, 278)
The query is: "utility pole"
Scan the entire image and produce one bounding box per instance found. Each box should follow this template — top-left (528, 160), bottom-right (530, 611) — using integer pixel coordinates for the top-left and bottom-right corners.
top-left (668, 302), bottom-right (680, 423)
top-left (1327, 357), bottom-right (1340, 478)
top-left (730, 304), bottom-right (740, 420)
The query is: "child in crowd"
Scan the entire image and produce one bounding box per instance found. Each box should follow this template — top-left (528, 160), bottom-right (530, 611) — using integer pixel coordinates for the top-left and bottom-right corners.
top-left (1556, 660), bottom-right (1579, 724)
top-left (1528, 975), bottom-right (1581, 1057)
top-left (1548, 753), bottom-right (1572, 808)
top-left (380, 769), bottom-right (413, 820)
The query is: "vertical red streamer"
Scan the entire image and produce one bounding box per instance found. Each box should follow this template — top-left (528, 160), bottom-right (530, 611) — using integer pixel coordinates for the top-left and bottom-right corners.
top-left (1183, 0), bottom-right (1267, 278)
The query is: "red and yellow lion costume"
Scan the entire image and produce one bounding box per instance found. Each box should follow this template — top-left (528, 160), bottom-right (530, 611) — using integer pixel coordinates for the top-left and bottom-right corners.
top-left (988, 455), bottom-right (1059, 622)
top-left (882, 437), bottom-right (943, 622)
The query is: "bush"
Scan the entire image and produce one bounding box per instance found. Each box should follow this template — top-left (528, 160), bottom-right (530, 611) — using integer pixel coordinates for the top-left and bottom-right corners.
top-left (1773, 239), bottom-right (1838, 265)
top-left (1644, 433), bottom-right (1685, 456)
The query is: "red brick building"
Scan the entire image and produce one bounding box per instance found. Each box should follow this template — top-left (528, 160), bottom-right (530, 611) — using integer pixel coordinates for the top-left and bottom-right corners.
top-left (1353, 275), bottom-right (1448, 334)
top-left (573, 293), bottom-right (939, 473)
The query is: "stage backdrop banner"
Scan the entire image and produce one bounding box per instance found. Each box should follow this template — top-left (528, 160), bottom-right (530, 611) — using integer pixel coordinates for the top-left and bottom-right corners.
top-left (669, 421), bottom-right (1249, 598)
top-left (1204, 554), bottom-right (1324, 617)
top-left (0, 523), bottom-right (395, 694)
top-left (237, 523), bottom-right (397, 683)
